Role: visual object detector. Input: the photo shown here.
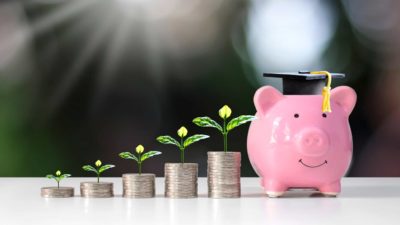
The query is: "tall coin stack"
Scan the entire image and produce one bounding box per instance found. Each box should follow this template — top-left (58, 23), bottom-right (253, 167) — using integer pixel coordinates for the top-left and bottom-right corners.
top-left (80, 182), bottom-right (113, 198)
top-left (164, 163), bottom-right (198, 198)
top-left (122, 174), bottom-right (155, 198)
top-left (208, 151), bottom-right (241, 198)
top-left (41, 187), bottom-right (74, 198)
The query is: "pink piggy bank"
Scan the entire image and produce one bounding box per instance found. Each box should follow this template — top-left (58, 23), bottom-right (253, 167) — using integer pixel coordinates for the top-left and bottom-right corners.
top-left (247, 86), bottom-right (357, 197)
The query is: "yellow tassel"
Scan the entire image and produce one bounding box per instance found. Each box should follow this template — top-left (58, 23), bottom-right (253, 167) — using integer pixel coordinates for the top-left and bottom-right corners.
top-left (321, 86), bottom-right (331, 112)
top-left (310, 71), bottom-right (332, 113)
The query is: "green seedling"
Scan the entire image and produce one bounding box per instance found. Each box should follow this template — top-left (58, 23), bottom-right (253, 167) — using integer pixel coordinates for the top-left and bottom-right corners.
top-left (46, 170), bottom-right (71, 188)
top-left (82, 160), bottom-right (115, 183)
top-left (193, 105), bottom-right (256, 152)
top-left (157, 126), bottom-right (209, 163)
top-left (119, 144), bottom-right (162, 175)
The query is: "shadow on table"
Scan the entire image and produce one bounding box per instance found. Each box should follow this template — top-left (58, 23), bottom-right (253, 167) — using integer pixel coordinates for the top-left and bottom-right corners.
top-left (241, 187), bottom-right (332, 198)
top-left (242, 186), bottom-right (400, 199)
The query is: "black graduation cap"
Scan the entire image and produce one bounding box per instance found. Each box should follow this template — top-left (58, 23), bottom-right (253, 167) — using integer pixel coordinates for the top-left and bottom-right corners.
top-left (263, 70), bottom-right (345, 95)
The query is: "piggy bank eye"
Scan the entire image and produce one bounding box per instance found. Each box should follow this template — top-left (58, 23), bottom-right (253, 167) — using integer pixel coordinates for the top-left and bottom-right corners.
top-left (294, 113), bottom-right (299, 118)
top-left (322, 113), bottom-right (327, 118)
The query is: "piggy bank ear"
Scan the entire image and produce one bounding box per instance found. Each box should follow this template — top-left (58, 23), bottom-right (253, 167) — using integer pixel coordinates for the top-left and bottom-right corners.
top-left (331, 86), bottom-right (357, 116)
top-left (254, 86), bottom-right (284, 116)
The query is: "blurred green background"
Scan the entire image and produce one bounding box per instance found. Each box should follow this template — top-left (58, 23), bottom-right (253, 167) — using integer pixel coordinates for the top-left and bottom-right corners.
top-left (0, 0), bottom-right (399, 177)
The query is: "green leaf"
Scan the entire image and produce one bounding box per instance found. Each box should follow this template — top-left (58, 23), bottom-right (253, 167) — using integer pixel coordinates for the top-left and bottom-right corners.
top-left (156, 135), bottom-right (181, 148)
top-left (99, 164), bottom-right (115, 173)
top-left (140, 151), bottom-right (162, 161)
top-left (183, 134), bottom-right (209, 148)
top-left (82, 165), bottom-right (98, 174)
top-left (59, 174), bottom-right (71, 179)
top-left (119, 152), bottom-right (138, 162)
top-left (226, 115), bottom-right (257, 132)
top-left (193, 117), bottom-right (223, 132)
top-left (46, 174), bottom-right (55, 179)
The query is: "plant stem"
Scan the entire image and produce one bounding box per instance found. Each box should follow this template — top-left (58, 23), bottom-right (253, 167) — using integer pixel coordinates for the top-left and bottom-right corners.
top-left (57, 181), bottom-right (60, 189)
top-left (138, 153), bottom-right (142, 175)
top-left (180, 137), bottom-right (184, 163)
top-left (223, 118), bottom-right (228, 152)
top-left (224, 133), bottom-right (228, 152)
top-left (96, 167), bottom-right (100, 183)
top-left (181, 150), bottom-right (184, 163)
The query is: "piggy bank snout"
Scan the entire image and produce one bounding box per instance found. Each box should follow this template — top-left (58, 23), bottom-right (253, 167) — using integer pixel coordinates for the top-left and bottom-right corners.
top-left (297, 128), bottom-right (329, 156)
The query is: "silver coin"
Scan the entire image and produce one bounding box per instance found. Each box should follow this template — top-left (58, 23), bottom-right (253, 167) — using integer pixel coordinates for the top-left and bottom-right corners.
top-left (207, 151), bottom-right (241, 198)
top-left (164, 163), bottom-right (198, 198)
top-left (41, 187), bottom-right (74, 198)
top-left (122, 173), bottom-right (155, 198)
top-left (80, 182), bottom-right (113, 198)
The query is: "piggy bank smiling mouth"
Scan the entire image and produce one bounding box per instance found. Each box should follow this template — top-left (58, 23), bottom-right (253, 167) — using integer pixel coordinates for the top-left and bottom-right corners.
top-left (299, 159), bottom-right (328, 168)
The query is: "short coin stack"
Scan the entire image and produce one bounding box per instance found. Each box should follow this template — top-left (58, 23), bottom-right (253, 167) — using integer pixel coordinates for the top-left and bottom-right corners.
top-left (208, 151), bottom-right (241, 198)
top-left (122, 173), bottom-right (155, 198)
top-left (165, 163), bottom-right (198, 198)
top-left (41, 187), bottom-right (74, 198)
top-left (80, 182), bottom-right (113, 198)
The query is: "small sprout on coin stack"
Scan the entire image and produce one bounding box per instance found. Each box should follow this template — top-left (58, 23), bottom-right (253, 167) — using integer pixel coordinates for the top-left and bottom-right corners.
top-left (82, 160), bottom-right (115, 183)
top-left (157, 126), bottom-right (209, 163)
top-left (119, 144), bottom-right (162, 175)
top-left (46, 170), bottom-right (71, 189)
top-left (193, 105), bottom-right (256, 152)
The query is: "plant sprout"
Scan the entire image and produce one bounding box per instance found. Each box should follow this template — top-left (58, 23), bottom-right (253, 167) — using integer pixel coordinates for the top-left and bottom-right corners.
top-left (193, 105), bottom-right (256, 152)
top-left (157, 126), bottom-right (209, 163)
top-left (46, 170), bottom-right (71, 188)
top-left (82, 160), bottom-right (115, 183)
top-left (119, 144), bottom-right (162, 175)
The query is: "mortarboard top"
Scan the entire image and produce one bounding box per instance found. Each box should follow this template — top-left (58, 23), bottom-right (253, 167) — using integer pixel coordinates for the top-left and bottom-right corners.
top-left (263, 70), bottom-right (345, 95)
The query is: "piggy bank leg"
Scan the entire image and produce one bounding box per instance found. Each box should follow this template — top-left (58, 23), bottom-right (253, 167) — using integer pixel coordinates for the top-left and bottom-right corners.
top-left (262, 179), bottom-right (287, 198)
top-left (319, 181), bottom-right (341, 197)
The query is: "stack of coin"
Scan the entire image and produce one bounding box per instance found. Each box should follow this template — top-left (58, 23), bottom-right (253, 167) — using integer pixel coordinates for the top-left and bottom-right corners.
top-left (80, 182), bottom-right (113, 198)
top-left (41, 187), bottom-right (74, 198)
top-left (165, 163), bottom-right (198, 198)
top-left (208, 151), bottom-right (241, 198)
top-left (122, 173), bottom-right (155, 198)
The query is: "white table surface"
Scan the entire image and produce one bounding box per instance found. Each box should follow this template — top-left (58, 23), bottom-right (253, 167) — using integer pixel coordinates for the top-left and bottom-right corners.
top-left (0, 177), bottom-right (399, 225)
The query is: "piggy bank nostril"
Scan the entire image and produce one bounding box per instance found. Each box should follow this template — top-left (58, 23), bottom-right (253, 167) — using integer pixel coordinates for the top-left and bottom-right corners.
top-left (304, 137), bottom-right (322, 145)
